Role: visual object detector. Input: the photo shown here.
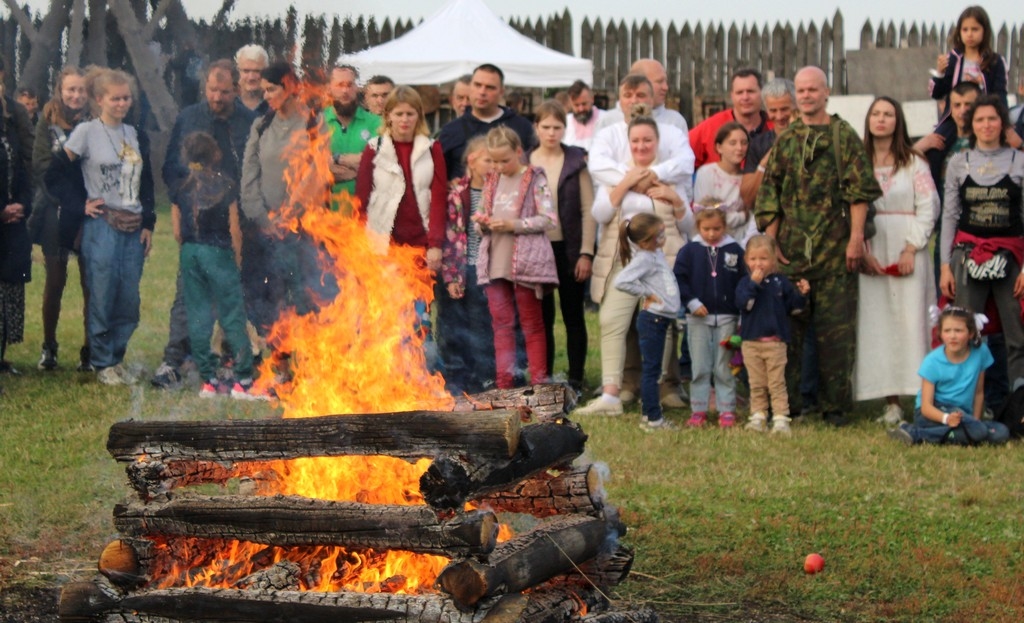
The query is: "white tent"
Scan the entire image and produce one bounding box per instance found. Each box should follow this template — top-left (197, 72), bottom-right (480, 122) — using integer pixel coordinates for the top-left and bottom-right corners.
top-left (339, 0), bottom-right (593, 87)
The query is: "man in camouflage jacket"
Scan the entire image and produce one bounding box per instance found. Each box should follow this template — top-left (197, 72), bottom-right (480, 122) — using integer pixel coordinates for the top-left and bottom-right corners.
top-left (755, 66), bottom-right (882, 425)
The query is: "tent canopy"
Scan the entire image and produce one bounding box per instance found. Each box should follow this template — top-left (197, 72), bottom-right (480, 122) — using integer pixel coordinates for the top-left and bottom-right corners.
top-left (340, 0), bottom-right (593, 87)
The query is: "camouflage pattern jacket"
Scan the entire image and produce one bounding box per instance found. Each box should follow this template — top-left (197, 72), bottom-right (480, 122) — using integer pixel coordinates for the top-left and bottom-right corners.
top-left (755, 115), bottom-right (882, 280)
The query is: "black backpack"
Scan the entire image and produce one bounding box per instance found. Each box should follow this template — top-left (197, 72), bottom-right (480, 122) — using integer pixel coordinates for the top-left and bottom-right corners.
top-left (995, 385), bottom-right (1024, 438)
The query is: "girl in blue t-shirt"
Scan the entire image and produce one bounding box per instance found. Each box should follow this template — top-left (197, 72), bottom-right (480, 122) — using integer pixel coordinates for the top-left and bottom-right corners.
top-left (889, 306), bottom-right (1009, 445)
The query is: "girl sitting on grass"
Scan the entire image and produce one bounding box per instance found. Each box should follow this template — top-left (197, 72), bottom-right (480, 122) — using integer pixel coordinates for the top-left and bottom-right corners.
top-left (889, 306), bottom-right (1009, 445)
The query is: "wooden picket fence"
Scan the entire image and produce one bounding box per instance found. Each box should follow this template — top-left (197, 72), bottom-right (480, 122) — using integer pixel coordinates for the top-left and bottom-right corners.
top-left (1, 7), bottom-right (1021, 122)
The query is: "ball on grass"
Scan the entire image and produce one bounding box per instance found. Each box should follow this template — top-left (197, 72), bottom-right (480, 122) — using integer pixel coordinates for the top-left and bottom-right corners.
top-left (804, 553), bottom-right (825, 574)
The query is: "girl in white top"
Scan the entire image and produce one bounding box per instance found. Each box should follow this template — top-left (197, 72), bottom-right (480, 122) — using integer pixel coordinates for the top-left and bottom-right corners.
top-left (692, 121), bottom-right (755, 246)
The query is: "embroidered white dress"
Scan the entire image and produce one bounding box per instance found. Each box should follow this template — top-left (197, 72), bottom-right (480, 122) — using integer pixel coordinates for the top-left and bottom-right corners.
top-left (855, 155), bottom-right (940, 400)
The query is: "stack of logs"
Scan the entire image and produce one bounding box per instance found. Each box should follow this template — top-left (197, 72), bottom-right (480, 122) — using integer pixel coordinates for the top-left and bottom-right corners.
top-left (58, 385), bottom-right (657, 623)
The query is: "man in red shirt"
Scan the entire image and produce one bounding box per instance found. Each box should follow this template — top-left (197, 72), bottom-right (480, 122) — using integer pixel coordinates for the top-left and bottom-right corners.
top-left (689, 68), bottom-right (773, 169)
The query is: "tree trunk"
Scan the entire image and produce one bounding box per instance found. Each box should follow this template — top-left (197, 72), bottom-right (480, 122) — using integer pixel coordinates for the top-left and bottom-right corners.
top-left (84, 0), bottom-right (107, 66)
top-left (108, 409), bottom-right (523, 463)
top-left (473, 464), bottom-right (604, 517)
top-left (9, 0), bottom-right (72, 98)
top-left (436, 515), bottom-right (609, 608)
top-left (113, 494), bottom-right (498, 557)
top-left (107, 0), bottom-right (179, 131)
top-left (65, 0), bottom-right (86, 69)
top-left (419, 421), bottom-right (588, 510)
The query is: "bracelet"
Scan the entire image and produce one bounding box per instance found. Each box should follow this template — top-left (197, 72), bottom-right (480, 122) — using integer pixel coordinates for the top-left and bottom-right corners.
top-left (942, 412), bottom-right (950, 425)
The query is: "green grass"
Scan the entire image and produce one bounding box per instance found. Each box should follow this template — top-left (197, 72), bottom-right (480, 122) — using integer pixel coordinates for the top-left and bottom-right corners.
top-left (2, 205), bottom-right (1024, 622)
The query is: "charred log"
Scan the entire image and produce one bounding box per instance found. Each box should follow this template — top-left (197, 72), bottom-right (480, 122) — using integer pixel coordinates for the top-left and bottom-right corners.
top-left (107, 409), bottom-right (522, 463)
top-left (421, 422), bottom-right (587, 510)
top-left (580, 609), bottom-right (660, 623)
top-left (451, 384), bottom-right (576, 422)
top-left (474, 464), bottom-right (604, 517)
top-left (436, 515), bottom-right (610, 608)
top-left (114, 495), bottom-right (497, 557)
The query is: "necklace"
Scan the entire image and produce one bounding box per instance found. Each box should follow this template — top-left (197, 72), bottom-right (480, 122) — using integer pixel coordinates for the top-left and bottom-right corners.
top-left (100, 120), bottom-right (126, 160)
top-left (707, 245), bottom-right (718, 278)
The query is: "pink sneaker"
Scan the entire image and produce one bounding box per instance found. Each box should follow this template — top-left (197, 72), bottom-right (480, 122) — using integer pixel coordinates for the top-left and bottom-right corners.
top-left (687, 411), bottom-right (707, 427)
top-left (719, 412), bottom-right (737, 428)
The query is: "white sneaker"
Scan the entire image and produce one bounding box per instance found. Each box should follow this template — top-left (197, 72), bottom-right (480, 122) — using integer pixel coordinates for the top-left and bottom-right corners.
top-left (640, 418), bottom-right (679, 432)
top-left (574, 396), bottom-right (624, 416)
top-left (771, 416), bottom-right (792, 436)
top-left (745, 412), bottom-right (768, 432)
top-left (877, 403), bottom-right (904, 426)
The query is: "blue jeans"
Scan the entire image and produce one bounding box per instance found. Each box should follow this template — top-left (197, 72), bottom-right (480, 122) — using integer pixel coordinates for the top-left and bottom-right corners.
top-left (81, 217), bottom-right (145, 369)
top-left (435, 267), bottom-right (496, 394)
top-left (687, 318), bottom-right (737, 413)
top-left (638, 310), bottom-right (673, 422)
top-left (909, 404), bottom-right (1010, 445)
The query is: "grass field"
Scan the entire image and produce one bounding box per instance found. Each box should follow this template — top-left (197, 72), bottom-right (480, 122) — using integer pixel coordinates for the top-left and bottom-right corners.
top-left (1, 205), bottom-right (1023, 622)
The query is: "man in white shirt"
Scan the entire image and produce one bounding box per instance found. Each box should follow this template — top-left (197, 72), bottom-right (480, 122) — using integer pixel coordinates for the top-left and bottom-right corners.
top-left (589, 74), bottom-right (695, 202)
top-left (596, 59), bottom-right (689, 132)
top-left (564, 80), bottom-right (603, 151)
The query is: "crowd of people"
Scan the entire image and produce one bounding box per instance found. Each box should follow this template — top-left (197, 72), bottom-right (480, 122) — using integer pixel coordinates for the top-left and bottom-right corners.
top-left (0, 5), bottom-right (1020, 446)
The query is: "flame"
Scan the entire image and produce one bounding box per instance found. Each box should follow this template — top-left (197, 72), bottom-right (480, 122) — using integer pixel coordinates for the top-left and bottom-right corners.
top-left (147, 80), bottom-right (481, 593)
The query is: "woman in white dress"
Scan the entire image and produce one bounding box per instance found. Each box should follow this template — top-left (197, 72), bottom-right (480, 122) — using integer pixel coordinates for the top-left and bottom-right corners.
top-left (856, 96), bottom-right (940, 423)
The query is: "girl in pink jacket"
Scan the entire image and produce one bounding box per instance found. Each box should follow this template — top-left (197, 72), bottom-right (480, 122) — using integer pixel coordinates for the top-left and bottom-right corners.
top-left (473, 126), bottom-right (559, 388)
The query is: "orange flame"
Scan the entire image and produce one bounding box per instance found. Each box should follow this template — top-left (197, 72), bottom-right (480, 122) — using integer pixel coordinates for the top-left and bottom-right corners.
top-left (148, 81), bottom-right (476, 593)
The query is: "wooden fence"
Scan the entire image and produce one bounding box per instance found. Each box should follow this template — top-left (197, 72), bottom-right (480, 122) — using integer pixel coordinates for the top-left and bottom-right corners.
top-left (1, 7), bottom-right (1021, 122)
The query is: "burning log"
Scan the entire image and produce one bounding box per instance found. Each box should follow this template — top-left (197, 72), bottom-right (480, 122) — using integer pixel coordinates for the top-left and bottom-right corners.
top-left (473, 464), bottom-right (604, 517)
top-left (436, 515), bottom-right (610, 609)
top-left (451, 384), bottom-right (576, 422)
top-left (97, 540), bottom-right (145, 589)
top-left (125, 459), bottom-right (269, 500)
top-left (113, 495), bottom-right (497, 557)
top-left (58, 581), bottom-right (489, 622)
top-left (107, 409), bottom-right (523, 463)
top-left (420, 421), bottom-right (588, 510)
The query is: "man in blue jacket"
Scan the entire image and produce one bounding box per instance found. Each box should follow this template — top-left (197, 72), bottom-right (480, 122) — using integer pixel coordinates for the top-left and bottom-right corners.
top-left (438, 63), bottom-right (536, 180)
top-left (151, 60), bottom-right (257, 389)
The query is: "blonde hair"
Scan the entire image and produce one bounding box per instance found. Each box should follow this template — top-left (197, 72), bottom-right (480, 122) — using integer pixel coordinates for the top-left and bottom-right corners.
top-left (618, 212), bottom-right (662, 266)
top-left (462, 135), bottom-right (489, 170)
top-left (485, 125), bottom-right (522, 152)
top-left (86, 67), bottom-right (136, 102)
top-left (744, 235), bottom-right (778, 268)
top-left (382, 85), bottom-right (429, 137)
top-left (694, 206), bottom-right (726, 227)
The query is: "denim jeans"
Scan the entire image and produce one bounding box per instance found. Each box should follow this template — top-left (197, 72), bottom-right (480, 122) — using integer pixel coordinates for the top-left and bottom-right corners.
top-left (81, 217), bottom-right (145, 369)
top-left (436, 268), bottom-right (496, 394)
top-left (687, 318), bottom-right (737, 413)
top-left (909, 404), bottom-right (1010, 445)
top-left (638, 310), bottom-right (673, 422)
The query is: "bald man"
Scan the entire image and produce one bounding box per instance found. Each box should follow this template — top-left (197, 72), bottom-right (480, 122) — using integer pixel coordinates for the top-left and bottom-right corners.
top-left (597, 58), bottom-right (689, 132)
top-left (754, 66), bottom-right (881, 427)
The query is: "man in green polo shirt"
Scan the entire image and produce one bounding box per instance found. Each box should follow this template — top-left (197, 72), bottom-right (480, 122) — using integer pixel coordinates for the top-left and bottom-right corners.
top-left (324, 64), bottom-right (380, 213)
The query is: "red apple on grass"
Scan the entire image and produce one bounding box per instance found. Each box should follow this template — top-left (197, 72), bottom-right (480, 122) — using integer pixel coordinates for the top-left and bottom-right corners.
top-left (804, 553), bottom-right (825, 574)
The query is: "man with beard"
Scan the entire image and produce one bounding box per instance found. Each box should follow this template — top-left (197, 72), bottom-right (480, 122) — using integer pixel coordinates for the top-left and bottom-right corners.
top-left (564, 80), bottom-right (602, 151)
top-left (324, 64), bottom-right (381, 210)
top-left (151, 60), bottom-right (258, 389)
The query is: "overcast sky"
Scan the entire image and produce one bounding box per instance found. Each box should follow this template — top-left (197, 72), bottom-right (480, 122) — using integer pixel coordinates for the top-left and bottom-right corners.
top-left (175, 0), bottom-right (1020, 43)
top-left (5, 1), bottom-right (1021, 46)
